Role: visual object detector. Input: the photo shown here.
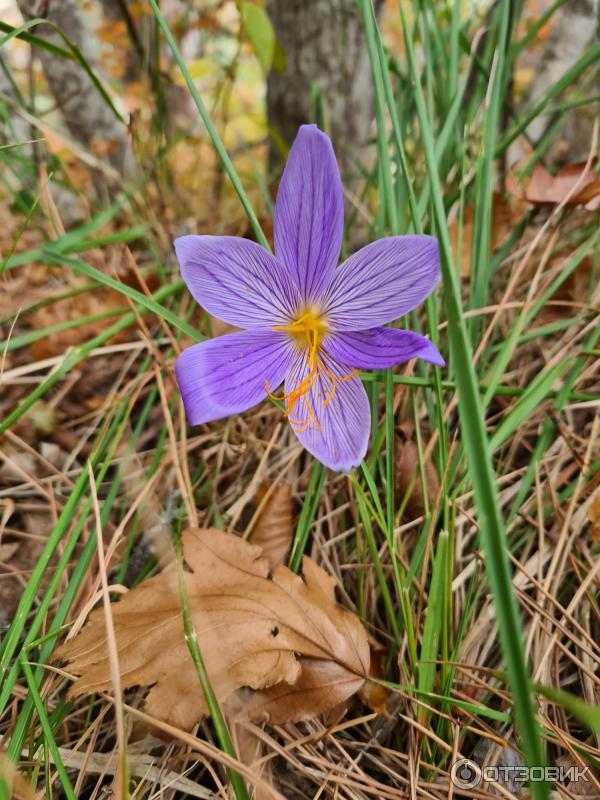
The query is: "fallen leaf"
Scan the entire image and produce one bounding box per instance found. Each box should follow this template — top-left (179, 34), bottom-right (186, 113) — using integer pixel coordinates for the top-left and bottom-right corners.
top-left (522, 160), bottom-right (600, 209)
top-left (589, 491), bottom-right (600, 543)
top-left (537, 254), bottom-right (592, 323)
top-left (448, 201), bottom-right (475, 278)
top-left (249, 482), bottom-right (293, 570)
top-left (56, 528), bottom-right (370, 730)
top-left (395, 422), bottom-right (439, 520)
top-left (358, 642), bottom-right (388, 714)
top-left (448, 193), bottom-right (516, 278)
top-left (234, 659), bottom-right (365, 725)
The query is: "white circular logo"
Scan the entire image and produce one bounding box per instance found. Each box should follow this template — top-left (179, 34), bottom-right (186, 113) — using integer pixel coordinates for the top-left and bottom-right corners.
top-left (451, 759), bottom-right (482, 789)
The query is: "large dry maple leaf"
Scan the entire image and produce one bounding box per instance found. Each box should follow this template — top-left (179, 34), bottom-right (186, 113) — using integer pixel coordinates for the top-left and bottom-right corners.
top-left (55, 528), bottom-right (370, 729)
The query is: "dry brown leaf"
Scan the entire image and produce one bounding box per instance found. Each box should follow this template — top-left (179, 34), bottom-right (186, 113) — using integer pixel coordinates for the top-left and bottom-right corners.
top-left (589, 491), bottom-right (600, 543)
top-left (522, 160), bottom-right (600, 209)
top-left (394, 422), bottom-right (439, 520)
top-left (538, 254), bottom-right (592, 323)
top-left (358, 642), bottom-right (388, 714)
top-left (249, 482), bottom-right (293, 570)
top-left (232, 659), bottom-right (365, 725)
top-left (448, 193), bottom-right (516, 278)
top-left (56, 528), bottom-right (369, 730)
top-left (448, 202), bottom-right (474, 278)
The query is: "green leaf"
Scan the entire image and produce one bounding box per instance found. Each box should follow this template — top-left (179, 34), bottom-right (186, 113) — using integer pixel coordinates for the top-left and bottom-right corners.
top-left (417, 531), bottom-right (449, 724)
top-left (374, 2), bottom-right (548, 794)
top-left (240, 3), bottom-right (275, 72)
top-left (535, 684), bottom-right (600, 734)
top-left (184, 58), bottom-right (219, 82)
top-left (0, 20), bottom-right (74, 59)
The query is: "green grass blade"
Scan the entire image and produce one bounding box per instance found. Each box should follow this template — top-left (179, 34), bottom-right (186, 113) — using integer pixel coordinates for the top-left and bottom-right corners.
top-left (393, 2), bottom-right (547, 791)
top-left (535, 684), bottom-right (600, 735)
top-left (498, 41), bottom-right (600, 156)
top-left (289, 462), bottom-right (327, 572)
top-left (18, 657), bottom-right (77, 800)
top-left (416, 530), bottom-right (449, 725)
top-left (43, 251), bottom-right (200, 341)
top-left (490, 358), bottom-right (572, 452)
top-left (0, 19), bottom-right (74, 58)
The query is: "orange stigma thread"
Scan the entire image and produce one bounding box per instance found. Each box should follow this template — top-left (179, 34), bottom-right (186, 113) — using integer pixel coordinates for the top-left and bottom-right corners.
top-left (266, 309), bottom-right (359, 432)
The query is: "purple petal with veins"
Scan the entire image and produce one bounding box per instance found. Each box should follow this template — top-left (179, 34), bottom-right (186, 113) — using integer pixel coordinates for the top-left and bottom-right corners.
top-left (175, 235), bottom-right (301, 328)
top-left (274, 124), bottom-right (344, 304)
top-left (175, 329), bottom-right (295, 425)
top-left (322, 236), bottom-right (440, 331)
top-left (324, 327), bottom-right (445, 369)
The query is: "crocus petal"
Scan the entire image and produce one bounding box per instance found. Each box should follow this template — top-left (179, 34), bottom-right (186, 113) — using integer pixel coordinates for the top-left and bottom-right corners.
top-left (274, 124), bottom-right (344, 303)
top-left (174, 235), bottom-right (302, 328)
top-left (321, 235), bottom-right (440, 330)
top-left (175, 330), bottom-right (295, 425)
top-left (284, 351), bottom-right (370, 472)
top-left (324, 327), bottom-right (445, 369)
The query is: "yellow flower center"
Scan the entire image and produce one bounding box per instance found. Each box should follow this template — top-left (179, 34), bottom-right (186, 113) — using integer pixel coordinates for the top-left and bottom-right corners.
top-left (273, 308), bottom-right (329, 360)
top-left (267, 308), bottom-right (358, 433)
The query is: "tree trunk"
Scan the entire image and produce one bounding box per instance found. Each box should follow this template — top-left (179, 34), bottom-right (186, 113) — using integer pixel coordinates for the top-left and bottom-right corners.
top-left (0, 53), bottom-right (30, 145)
top-left (266, 0), bottom-right (383, 189)
top-left (511, 0), bottom-right (599, 166)
top-left (16, 0), bottom-right (133, 175)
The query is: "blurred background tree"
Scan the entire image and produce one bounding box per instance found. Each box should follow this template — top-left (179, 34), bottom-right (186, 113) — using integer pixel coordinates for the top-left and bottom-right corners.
top-left (16, 0), bottom-right (133, 174)
top-left (266, 0), bottom-right (384, 190)
top-left (1, 0), bottom-right (597, 229)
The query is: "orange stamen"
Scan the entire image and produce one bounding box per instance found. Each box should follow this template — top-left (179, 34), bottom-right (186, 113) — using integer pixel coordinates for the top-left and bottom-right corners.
top-left (267, 308), bottom-right (358, 433)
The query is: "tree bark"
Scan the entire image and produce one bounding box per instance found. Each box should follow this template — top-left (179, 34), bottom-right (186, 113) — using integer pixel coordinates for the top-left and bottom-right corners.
top-left (511, 0), bottom-right (598, 166)
top-left (0, 53), bottom-right (30, 145)
top-left (266, 0), bottom-right (383, 188)
top-left (16, 0), bottom-right (133, 175)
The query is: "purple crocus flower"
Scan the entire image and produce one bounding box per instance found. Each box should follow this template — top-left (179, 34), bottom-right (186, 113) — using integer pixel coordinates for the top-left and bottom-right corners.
top-left (174, 124), bottom-right (443, 472)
